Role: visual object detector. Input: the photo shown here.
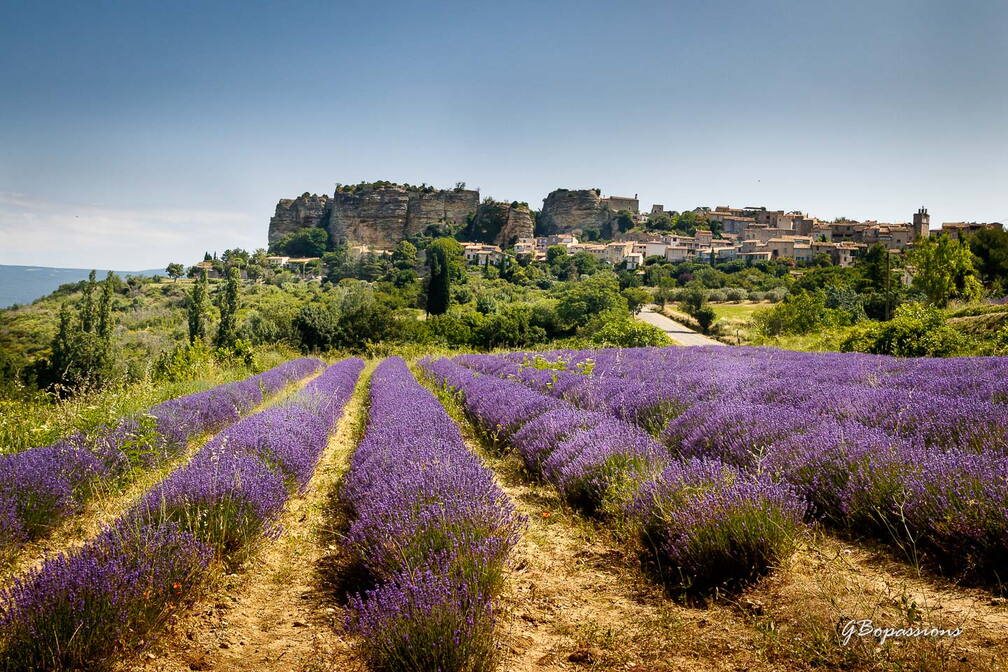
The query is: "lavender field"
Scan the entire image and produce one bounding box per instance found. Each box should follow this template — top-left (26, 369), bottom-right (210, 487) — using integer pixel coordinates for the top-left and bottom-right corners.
top-left (1, 348), bottom-right (1006, 672)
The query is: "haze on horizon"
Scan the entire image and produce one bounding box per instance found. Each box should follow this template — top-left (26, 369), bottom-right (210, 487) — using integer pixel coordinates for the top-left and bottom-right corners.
top-left (1, 0), bottom-right (1005, 270)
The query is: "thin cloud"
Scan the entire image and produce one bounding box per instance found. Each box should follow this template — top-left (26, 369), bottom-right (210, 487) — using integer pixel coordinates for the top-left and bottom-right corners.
top-left (0, 192), bottom-right (262, 269)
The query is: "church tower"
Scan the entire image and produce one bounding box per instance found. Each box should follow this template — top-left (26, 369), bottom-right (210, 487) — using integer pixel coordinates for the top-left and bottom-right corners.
top-left (913, 207), bottom-right (930, 239)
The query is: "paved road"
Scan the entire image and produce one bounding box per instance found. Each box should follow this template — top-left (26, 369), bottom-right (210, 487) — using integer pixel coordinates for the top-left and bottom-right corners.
top-left (636, 305), bottom-right (724, 346)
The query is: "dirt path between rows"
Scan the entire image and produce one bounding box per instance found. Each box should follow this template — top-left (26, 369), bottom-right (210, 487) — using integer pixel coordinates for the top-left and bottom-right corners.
top-left (126, 364), bottom-right (373, 672)
top-left (1, 375), bottom-right (320, 585)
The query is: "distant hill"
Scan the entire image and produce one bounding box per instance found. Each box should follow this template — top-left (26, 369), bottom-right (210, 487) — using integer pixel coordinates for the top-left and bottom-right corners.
top-left (0, 265), bottom-right (162, 309)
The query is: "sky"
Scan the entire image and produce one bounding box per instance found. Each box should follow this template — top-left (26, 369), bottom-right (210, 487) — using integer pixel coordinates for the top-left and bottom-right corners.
top-left (1, 0), bottom-right (1006, 269)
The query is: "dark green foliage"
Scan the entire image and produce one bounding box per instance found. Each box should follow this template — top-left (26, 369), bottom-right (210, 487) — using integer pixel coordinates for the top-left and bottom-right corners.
top-left (214, 268), bottom-right (241, 349)
top-left (589, 315), bottom-right (671, 347)
top-left (293, 285), bottom-right (399, 353)
top-left (425, 238), bottom-right (461, 316)
top-left (271, 227), bottom-right (329, 257)
top-left (32, 272), bottom-right (117, 394)
top-left (556, 273), bottom-right (625, 330)
top-left (840, 303), bottom-right (967, 357)
top-left (621, 286), bottom-right (650, 315)
top-left (615, 210), bottom-right (635, 233)
top-left (970, 227), bottom-right (1008, 287)
top-left (294, 304), bottom-right (339, 352)
top-left (187, 270), bottom-right (210, 344)
top-left (755, 290), bottom-right (830, 336)
top-left (679, 285), bottom-right (717, 334)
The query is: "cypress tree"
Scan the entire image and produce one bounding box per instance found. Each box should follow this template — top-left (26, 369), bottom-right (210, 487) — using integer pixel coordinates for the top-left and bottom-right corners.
top-left (187, 269), bottom-right (209, 344)
top-left (215, 267), bottom-right (240, 348)
top-left (426, 251), bottom-right (450, 315)
top-left (80, 270), bottom-right (97, 333)
top-left (96, 272), bottom-right (115, 345)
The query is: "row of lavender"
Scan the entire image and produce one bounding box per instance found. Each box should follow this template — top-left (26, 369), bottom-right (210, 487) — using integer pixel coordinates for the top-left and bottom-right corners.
top-left (458, 348), bottom-right (1008, 587)
top-left (340, 358), bottom-right (524, 671)
top-left (0, 357), bottom-right (326, 556)
top-left (422, 357), bottom-right (804, 597)
top-left (0, 358), bottom-right (363, 670)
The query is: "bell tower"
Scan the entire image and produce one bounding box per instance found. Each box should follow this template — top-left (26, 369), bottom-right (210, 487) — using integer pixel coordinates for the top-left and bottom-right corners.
top-left (913, 207), bottom-right (930, 239)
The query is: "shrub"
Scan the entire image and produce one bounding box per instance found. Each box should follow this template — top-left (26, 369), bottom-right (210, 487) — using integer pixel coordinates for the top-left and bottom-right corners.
top-left (723, 287), bottom-right (747, 302)
top-left (840, 303), bottom-right (967, 357)
top-left (588, 315), bottom-right (672, 348)
top-left (755, 290), bottom-right (831, 336)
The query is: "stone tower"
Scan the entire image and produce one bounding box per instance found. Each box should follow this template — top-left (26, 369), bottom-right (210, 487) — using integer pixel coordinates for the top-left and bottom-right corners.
top-left (913, 207), bottom-right (930, 239)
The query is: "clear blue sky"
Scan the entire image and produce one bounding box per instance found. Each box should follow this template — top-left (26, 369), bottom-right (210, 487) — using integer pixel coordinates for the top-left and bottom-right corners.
top-left (1, 0), bottom-right (1005, 268)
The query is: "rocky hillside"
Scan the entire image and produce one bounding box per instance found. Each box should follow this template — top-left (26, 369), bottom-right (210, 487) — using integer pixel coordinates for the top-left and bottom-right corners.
top-left (537, 188), bottom-right (615, 238)
top-left (268, 193), bottom-right (331, 246)
top-left (268, 184), bottom-right (613, 249)
top-left (462, 201), bottom-right (534, 246)
top-left (267, 183), bottom-right (481, 249)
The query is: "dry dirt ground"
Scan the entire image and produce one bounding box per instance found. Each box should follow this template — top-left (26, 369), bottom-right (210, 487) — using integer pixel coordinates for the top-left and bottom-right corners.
top-left (121, 366), bottom-right (1008, 672)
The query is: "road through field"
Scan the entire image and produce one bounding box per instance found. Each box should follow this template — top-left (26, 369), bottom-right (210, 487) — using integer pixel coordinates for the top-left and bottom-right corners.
top-left (636, 304), bottom-right (723, 346)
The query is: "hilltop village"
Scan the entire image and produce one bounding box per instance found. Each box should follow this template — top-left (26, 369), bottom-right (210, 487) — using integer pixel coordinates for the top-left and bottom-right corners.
top-left (260, 182), bottom-right (1003, 275)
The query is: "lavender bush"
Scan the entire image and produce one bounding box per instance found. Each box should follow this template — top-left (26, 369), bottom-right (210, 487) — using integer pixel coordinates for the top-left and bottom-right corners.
top-left (0, 357), bottom-right (363, 670)
top-left (341, 358), bottom-right (523, 672)
top-left (424, 356), bottom-right (802, 596)
top-left (457, 346), bottom-right (1008, 589)
top-left (0, 357), bottom-right (324, 555)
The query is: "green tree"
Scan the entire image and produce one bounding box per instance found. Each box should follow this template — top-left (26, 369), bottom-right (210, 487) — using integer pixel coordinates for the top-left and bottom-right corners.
top-left (556, 273), bottom-right (625, 330)
top-left (215, 267), bottom-right (241, 348)
top-left (187, 270), bottom-right (210, 344)
top-left (841, 303), bottom-right (966, 357)
top-left (655, 276), bottom-right (677, 309)
top-left (622, 286), bottom-right (651, 315)
top-left (426, 248), bottom-right (451, 316)
top-left (294, 303), bottom-right (339, 352)
top-left (906, 234), bottom-right (983, 307)
top-left (970, 227), bottom-right (1008, 286)
top-left (35, 275), bottom-right (117, 394)
top-left (546, 245), bottom-right (568, 265)
top-left (754, 290), bottom-right (830, 336)
top-left (391, 240), bottom-right (418, 270)
top-left (80, 270), bottom-right (98, 333)
top-left (680, 286), bottom-right (717, 334)
top-left (273, 227), bottom-right (329, 257)
top-left (615, 210), bottom-right (636, 233)
top-left (97, 271), bottom-right (115, 344)
top-left (427, 237), bottom-right (465, 279)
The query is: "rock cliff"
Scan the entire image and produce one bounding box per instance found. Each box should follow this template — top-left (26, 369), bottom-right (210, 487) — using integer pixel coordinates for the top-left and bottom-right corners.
top-left (537, 188), bottom-right (615, 238)
top-left (462, 201), bottom-right (535, 247)
top-left (326, 184), bottom-right (479, 248)
top-left (268, 193), bottom-right (331, 246)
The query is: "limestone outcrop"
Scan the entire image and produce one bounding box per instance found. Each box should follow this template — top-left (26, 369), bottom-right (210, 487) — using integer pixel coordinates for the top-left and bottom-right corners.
top-left (537, 188), bottom-right (615, 237)
top-left (326, 184), bottom-right (479, 248)
top-left (463, 201), bottom-right (535, 247)
top-left (267, 193), bottom-right (331, 246)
